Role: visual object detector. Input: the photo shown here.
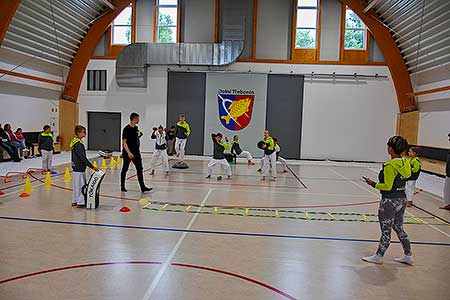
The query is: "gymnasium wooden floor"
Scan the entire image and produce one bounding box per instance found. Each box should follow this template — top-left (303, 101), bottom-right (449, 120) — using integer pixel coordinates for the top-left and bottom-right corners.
top-left (1, 156), bottom-right (449, 300)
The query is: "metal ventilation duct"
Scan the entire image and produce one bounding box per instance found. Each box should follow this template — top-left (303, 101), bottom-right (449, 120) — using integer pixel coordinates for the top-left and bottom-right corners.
top-left (116, 0), bottom-right (246, 88)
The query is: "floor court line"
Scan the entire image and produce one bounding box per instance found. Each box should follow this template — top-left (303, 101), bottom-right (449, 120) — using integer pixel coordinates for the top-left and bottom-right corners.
top-left (141, 189), bottom-right (212, 300)
top-left (285, 165), bottom-right (308, 188)
top-left (1, 216), bottom-right (449, 247)
top-left (413, 204), bottom-right (450, 225)
top-left (329, 167), bottom-right (450, 239)
top-left (18, 175), bottom-right (380, 209)
top-left (0, 261), bottom-right (299, 300)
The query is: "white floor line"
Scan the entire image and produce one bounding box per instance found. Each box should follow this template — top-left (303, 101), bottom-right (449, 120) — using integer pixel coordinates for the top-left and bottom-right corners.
top-left (329, 167), bottom-right (450, 239)
top-left (141, 188), bottom-right (213, 300)
top-left (328, 167), bottom-right (380, 197)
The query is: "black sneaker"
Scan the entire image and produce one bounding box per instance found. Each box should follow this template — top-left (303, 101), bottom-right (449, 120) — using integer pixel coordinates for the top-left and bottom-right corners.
top-left (141, 187), bottom-right (152, 193)
top-left (257, 169), bottom-right (261, 172)
top-left (121, 187), bottom-right (128, 192)
top-left (205, 175), bottom-right (211, 179)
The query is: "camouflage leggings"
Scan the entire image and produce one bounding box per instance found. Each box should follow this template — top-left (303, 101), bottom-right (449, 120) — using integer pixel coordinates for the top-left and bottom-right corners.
top-left (376, 197), bottom-right (412, 257)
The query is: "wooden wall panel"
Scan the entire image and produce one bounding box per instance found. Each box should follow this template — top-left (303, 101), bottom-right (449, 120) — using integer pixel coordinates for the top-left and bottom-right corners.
top-left (59, 99), bottom-right (79, 151)
top-left (396, 111), bottom-right (419, 145)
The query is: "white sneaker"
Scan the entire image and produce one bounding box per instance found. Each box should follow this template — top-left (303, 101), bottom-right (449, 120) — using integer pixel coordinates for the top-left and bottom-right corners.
top-left (362, 254), bottom-right (383, 264)
top-left (394, 255), bottom-right (414, 266)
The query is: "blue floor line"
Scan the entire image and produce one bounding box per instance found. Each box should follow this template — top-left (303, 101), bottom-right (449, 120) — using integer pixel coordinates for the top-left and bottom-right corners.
top-left (1, 215), bottom-right (449, 247)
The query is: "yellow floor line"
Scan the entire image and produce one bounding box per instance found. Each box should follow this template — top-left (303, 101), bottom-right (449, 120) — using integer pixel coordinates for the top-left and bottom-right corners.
top-left (433, 217), bottom-right (450, 226)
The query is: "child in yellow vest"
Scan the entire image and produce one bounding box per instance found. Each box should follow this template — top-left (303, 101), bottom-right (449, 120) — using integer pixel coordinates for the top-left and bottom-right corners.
top-left (71, 125), bottom-right (98, 207)
top-left (406, 147), bottom-right (421, 207)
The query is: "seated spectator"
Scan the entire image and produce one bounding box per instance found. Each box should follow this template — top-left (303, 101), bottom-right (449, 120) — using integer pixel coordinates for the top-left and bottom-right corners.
top-left (15, 128), bottom-right (35, 158)
top-left (0, 123), bottom-right (21, 162)
top-left (4, 124), bottom-right (25, 158)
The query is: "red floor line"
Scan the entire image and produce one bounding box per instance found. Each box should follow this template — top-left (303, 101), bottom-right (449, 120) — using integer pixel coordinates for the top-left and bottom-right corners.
top-left (0, 261), bottom-right (161, 284)
top-left (172, 263), bottom-right (299, 300)
top-left (286, 165), bottom-right (308, 189)
top-left (0, 261), bottom-right (299, 300)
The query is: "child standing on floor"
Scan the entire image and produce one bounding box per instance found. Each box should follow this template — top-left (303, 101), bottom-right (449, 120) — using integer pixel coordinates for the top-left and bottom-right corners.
top-left (175, 114), bottom-right (191, 163)
top-left (260, 130), bottom-right (277, 181)
top-left (70, 125), bottom-right (98, 208)
top-left (166, 125), bottom-right (176, 156)
top-left (405, 147), bottom-right (421, 207)
top-left (231, 135), bottom-right (255, 165)
top-left (150, 125), bottom-right (170, 176)
top-left (274, 138), bottom-right (288, 173)
top-left (206, 133), bottom-right (232, 179)
top-left (38, 125), bottom-right (54, 172)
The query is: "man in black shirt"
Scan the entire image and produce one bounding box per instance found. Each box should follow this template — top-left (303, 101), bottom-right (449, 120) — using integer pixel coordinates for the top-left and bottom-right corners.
top-left (121, 113), bottom-right (152, 193)
top-left (206, 133), bottom-right (232, 179)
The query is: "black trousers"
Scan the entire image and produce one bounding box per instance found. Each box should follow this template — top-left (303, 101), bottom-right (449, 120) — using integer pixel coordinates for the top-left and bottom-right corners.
top-left (25, 141), bottom-right (35, 156)
top-left (0, 141), bottom-right (19, 159)
top-left (121, 151), bottom-right (146, 190)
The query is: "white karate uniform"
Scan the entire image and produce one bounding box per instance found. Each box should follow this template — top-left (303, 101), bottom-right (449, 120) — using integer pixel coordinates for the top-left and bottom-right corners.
top-left (207, 158), bottom-right (232, 176)
top-left (150, 131), bottom-right (170, 172)
top-left (275, 145), bottom-right (287, 172)
top-left (262, 151), bottom-right (277, 178)
top-left (175, 138), bottom-right (187, 161)
top-left (405, 180), bottom-right (416, 201)
top-left (237, 150), bottom-right (253, 161)
top-left (72, 172), bottom-right (87, 205)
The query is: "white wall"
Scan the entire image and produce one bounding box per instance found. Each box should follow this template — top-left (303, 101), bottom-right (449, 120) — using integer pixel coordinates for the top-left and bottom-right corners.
top-left (229, 63), bottom-right (398, 161)
top-left (78, 60), bottom-right (167, 152)
top-left (419, 111), bottom-right (450, 148)
top-left (0, 62), bottom-right (61, 134)
top-left (256, 0), bottom-right (292, 60)
top-left (78, 60), bottom-right (398, 161)
top-left (416, 78), bottom-right (450, 148)
top-left (302, 77), bottom-right (397, 161)
top-left (136, 0), bottom-right (154, 42)
top-left (204, 73), bottom-right (268, 156)
top-left (183, 0), bottom-right (215, 43)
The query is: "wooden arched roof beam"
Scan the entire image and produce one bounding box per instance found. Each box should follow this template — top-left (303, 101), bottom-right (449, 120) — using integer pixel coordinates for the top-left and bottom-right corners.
top-left (0, 0), bottom-right (21, 46)
top-left (63, 0), bottom-right (131, 101)
top-left (342, 0), bottom-right (416, 113)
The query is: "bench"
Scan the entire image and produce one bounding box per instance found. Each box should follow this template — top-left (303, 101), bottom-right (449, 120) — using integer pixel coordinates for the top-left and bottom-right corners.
top-left (411, 145), bottom-right (448, 177)
top-left (1, 131), bottom-right (61, 162)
